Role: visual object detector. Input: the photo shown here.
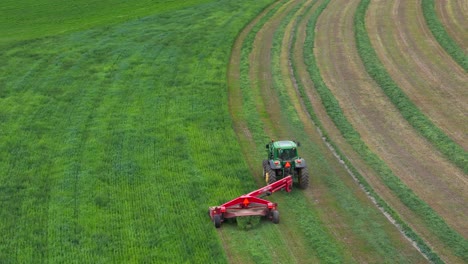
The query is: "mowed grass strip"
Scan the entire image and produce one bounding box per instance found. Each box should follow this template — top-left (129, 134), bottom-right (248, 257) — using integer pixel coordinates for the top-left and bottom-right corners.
top-left (296, 0), bottom-right (449, 262)
top-left (355, 0), bottom-right (467, 174)
top-left (0, 0), bottom-right (275, 262)
top-left (421, 0), bottom-right (467, 70)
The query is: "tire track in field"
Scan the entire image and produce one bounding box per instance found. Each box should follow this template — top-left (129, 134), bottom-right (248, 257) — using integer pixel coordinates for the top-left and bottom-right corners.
top-left (435, 0), bottom-right (468, 49)
top-left (312, 0), bottom-right (466, 262)
top-left (368, 0), bottom-right (467, 149)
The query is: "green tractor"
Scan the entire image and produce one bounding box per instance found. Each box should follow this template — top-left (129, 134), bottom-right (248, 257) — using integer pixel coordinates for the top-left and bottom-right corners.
top-left (263, 140), bottom-right (309, 189)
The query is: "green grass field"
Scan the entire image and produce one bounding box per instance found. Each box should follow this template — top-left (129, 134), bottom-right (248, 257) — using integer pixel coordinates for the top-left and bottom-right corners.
top-left (2, 0), bottom-right (465, 263)
top-left (0, 0), bottom-right (273, 262)
top-left (0, 0), bottom-right (213, 46)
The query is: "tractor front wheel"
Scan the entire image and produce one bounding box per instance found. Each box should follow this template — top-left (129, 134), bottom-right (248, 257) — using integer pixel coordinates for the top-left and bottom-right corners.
top-left (213, 215), bottom-right (222, 228)
top-left (271, 210), bottom-right (280, 224)
top-left (298, 167), bottom-right (309, 189)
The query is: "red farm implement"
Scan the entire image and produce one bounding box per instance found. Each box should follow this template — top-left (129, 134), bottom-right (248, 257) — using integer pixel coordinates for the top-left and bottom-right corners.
top-left (208, 175), bottom-right (293, 228)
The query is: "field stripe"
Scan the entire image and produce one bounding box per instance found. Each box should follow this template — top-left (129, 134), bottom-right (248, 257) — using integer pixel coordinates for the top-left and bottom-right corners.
top-left (311, 0), bottom-right (463, 260)
top-left (272, 3), bottom-right (432, 262)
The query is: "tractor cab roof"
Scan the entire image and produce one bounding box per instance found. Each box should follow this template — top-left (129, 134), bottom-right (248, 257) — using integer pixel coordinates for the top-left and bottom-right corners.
top-left (272, 140), bottom-right (297, 149)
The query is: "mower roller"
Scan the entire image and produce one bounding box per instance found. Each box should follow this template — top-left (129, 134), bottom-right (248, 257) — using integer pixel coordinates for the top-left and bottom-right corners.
top-left (208, 175), bottom-right (293, 228)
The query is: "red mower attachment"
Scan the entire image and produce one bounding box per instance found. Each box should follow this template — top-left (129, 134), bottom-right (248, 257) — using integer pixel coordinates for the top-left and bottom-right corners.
top-left (209, 175), bottom-right (293, 228)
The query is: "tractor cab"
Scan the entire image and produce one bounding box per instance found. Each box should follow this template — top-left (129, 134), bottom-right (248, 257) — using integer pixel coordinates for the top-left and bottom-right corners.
top-left (263, 140), bottom-right (309, 189)
top-left (268, 141), bottom-right (299, 161)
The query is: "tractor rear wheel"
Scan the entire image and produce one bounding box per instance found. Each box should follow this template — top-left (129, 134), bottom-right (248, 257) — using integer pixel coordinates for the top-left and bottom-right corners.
top-left (213, 215), bottom-right (222, 228)
top-left (271, 210), bottom-right (279, 224)
top-left (298, 167), bottom-right (309, 189)
top-left (265, 166), bottom-right (277, 185)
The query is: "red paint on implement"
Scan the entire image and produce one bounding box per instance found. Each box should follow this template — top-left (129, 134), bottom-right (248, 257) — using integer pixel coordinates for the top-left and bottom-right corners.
top-left (209, 175), bottom-right (293, 228)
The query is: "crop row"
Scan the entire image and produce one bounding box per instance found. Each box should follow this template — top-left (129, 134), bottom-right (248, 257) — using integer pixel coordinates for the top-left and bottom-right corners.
top-left (421, 0), bottom-right (467, 70)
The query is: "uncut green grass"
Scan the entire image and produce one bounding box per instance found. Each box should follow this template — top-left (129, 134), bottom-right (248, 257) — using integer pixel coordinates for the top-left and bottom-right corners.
top-left (0, 0), bottom-right (275, 262)
top-left (0, 0), bottom-right (212, 46)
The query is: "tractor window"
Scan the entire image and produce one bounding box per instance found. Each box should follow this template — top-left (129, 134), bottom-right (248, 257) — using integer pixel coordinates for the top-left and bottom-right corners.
top-left (279, 148), bottom-right (296, 160)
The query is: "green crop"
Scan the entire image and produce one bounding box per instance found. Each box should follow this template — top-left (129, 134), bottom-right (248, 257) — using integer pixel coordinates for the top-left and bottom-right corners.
top-left (0, 0), bottom-right (213, 46)
top-left (0, 0), bottom-right (274, 262)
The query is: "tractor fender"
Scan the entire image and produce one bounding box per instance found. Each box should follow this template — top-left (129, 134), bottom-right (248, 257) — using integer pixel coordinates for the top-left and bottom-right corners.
top-left (294, 158), bottom-right (307, 168)
top-left (268, 160), bottom-right (282, 170)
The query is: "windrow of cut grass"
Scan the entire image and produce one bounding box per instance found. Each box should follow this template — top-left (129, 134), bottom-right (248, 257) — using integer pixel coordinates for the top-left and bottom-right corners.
top-left (421, 0), bottom-right (467, 70)
top-left (0, 0), bottom-right (276, 262)
top-left (355, 0), bottom-right (467, 174)
top-left (289, 0), bottom-right (443, 262)
top-left (294, 0), bottom-right (466, 261)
